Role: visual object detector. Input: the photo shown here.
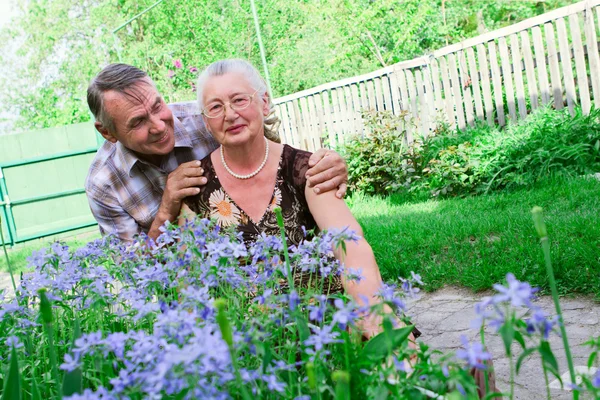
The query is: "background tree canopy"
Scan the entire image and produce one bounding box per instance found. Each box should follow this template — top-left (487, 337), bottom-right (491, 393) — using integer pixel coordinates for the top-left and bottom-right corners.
top-left (0, 0), bottom-right (577, 133)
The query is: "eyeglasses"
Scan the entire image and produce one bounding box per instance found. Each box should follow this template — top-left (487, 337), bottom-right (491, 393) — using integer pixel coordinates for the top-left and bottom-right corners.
top-left (202, 89), bottom-right (259, 118)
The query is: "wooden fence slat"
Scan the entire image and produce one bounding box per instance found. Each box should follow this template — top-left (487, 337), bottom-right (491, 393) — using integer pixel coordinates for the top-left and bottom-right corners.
top-left (532, 26), bottom-right (551, 105)
top-left (335, 87), bottom-right (349, 144)
top-left (438, 56), bottom-right (456, 128)
top-left (415, 69), bottom-right (429, 136)
top-left (276, 103), bottom-right (291, 146)
top-left (366, 80), bottom-right (376, 111)
top-left (556, 17), bottom-right (576, 113)
top-left (477, 44), bottom-right (494, 126)
top-left (359, 81), bottom-right (369, 111)
top-left (466, 47), bottom-right (484, 121)
top-left (388, 71), bottom-right (402, 115)
top-left (509, 34), bottom-right (528, 118)
top-left (329, 89), bottom-right (342, 147)
top-left (313, 93), bottom-right (327, 148)
top-left (382, 75), bottom-right (393, 112)
top-left (374, 77), bottom-right (386, 111)
top-left (306, 95), bottom-right (320, 150)
top-left (298, 97), bottom-right (312, 150)
top-left (586, 6), bottom-right (600, 109)
top-left (397, 70), bottom-right (410, 112)
top-left (300, 96), bottom-right (313, 151)
top-left (290, 99), bottom-right (303, 149)
top-left (498, 37), bottom-right (517, 120)
top-left (422, 66), bottom-right (436, 134)
top-left (544, 22), bottom-right (563, 110)
top-left (520, 30), bottom-right (539, 110)
top-left (430, 59), bottom-right (445, 119)
top-left (448, 53), bottom-right (466, 129)
top-left (458, 50), bottom-right (475, 126)
top-left (488, 40), bottom-right (506, 126)
top-left (343, 85), bottom-right (357, 134)
top-left (321, 91), bottom-right (337, 148)
top-left (405, 69), bottom-right (417, 142)
top-left (569, 12), bottom-right (591, 114)
top-left (350, 84), bottom-right (363, 132)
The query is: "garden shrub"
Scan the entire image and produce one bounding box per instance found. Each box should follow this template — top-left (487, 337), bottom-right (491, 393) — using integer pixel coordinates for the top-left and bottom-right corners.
top-left (342, 106), bottom-right (600, 198)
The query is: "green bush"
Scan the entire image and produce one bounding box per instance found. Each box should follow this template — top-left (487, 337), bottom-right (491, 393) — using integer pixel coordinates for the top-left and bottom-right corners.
top-left (341, 110), bottom-right (439, 195)
top-left (341, 106), bottom-right (600, 197)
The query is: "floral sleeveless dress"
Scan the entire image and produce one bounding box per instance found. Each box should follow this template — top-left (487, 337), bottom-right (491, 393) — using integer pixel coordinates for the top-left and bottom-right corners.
top-left (184, 144), bottom-right (344, 294)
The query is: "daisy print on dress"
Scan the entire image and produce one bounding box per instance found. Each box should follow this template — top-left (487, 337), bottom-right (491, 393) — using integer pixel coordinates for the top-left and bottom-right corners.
top-left (209, 189), bottom-right (241, 227)
top-left (269, 187), bottom-right (282, 212)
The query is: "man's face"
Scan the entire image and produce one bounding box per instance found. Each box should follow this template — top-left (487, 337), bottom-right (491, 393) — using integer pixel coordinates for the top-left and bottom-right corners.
top-left (96, 80), bottom-right (175, 159)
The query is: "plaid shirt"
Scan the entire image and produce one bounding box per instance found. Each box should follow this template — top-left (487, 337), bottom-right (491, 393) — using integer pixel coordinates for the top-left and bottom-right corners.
top-left (85, 102), bottom-right (219, 241)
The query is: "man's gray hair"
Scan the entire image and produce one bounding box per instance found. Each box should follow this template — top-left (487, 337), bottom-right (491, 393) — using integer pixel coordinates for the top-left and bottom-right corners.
top-left (87, 63), bottom-right (150, 133)
top-left (196, 59), bottom-right (281, 143)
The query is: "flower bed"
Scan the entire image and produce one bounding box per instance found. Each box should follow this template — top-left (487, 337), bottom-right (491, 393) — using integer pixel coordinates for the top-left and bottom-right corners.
top-left (0, 209), bottom-right (599, 399)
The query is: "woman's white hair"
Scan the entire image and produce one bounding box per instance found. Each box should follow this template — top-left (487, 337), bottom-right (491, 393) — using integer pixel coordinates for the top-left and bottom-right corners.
top-left (197, 59), bottom-right (281, 143)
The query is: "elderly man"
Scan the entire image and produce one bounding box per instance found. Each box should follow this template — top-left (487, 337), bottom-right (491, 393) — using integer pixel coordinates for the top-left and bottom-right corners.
top-left (85, 63), bottom-right (348, 242)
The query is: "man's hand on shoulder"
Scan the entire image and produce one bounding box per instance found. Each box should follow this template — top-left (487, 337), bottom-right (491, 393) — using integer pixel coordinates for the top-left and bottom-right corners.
top-left (306, 149), bottom-right (348, 198)
top-left (148, 160), bottom-right (206, 240)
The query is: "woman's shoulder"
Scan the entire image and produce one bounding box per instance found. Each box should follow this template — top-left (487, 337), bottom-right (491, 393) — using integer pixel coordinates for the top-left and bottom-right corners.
top-left (281, 144), bottom-right (312, 188)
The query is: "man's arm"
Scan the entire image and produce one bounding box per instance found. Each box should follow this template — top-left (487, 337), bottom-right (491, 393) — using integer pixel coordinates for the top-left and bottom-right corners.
top-left (305, 149), bottom-right (348, 198)
top-left (87, 188), bottom-right (142, 242)
top-left (147, 160), bottom-right (206, 241)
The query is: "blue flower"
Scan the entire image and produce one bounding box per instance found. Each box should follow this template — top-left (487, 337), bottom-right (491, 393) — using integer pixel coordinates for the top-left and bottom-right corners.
top-left (493, 273), bottom-right (536, 308)
top-left (332, 298), bottom-right (359, 330)
top-left (5, 336), bottom-right (23, 349)
top-left (592, 369), bottom-right (600, 388)
top-left (525, 309), bottom-right (558, 339)
top-left (304, 324), bottom-right (342, 351)
top-left (456, 335), bottom-right (491, 370)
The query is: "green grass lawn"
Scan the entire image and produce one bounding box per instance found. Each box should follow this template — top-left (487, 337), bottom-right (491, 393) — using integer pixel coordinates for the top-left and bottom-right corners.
top-left (0, 231), bottom-right (101, 274)
top-left (351, 176), bottom-right (600, 296)
top-left (2, 176), bottom-right (598, 296)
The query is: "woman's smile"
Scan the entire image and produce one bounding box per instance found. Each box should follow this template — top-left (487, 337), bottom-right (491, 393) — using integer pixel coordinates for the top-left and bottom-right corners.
top-left (225, 124), bottom-right (246, 134)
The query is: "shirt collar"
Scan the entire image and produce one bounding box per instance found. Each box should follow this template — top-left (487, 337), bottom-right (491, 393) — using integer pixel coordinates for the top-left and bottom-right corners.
top-left (115, 116), bottom-right (194, 176)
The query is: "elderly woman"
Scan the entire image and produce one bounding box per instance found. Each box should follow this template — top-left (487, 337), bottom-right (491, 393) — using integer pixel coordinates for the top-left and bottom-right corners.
top-left (178, 58), bottom-right (400, 340)
top-left (180, 59), bottom-right (497, 397)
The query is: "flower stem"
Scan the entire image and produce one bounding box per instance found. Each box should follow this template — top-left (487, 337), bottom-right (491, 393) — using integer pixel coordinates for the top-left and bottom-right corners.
top-left (509, 354), bottom-right (514, 400)
top-left (543, 364), bottom-right (551, 400)
top-left (273, 207), bottom-right (294, 291)
top-left (480, 325), bottom-right (490, 395)
top-left (532, 207), bottom-right (578, 400)
top-left (39, 289), bottom-right (60, 399)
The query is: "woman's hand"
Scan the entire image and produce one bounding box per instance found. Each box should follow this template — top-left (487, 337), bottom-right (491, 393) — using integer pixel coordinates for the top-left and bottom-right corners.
top-left (306, 149), bottom-right (348, 198)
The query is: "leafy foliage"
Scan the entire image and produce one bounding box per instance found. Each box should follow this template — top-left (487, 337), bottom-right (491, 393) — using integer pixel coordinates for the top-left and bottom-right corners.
top-left (0, 0), bottom-right (577, 132)
top-left (342, 106), bottom-right (600, 197)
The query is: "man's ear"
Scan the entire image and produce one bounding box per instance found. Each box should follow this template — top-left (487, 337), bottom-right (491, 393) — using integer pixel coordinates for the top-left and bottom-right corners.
top-left (95, 121), bottom-right (118, 143)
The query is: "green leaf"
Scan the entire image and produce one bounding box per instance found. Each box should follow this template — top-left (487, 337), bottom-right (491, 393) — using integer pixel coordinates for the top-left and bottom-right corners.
top-left (30, 376), bottom-right (41, 400)
top-left (588, 351), bottom-right (597, 369)
top-left (539, 341), bottom-right (560, 375)
top-left (513, 331), bottom-right (526, 349)
top-left (63, 318), bottom-right (83, 396)
top-left (516, 347), bottom-right (536, 374)
top-left (359, 325), bottom-right (414, 366)
top-left (295, 314), bottom-right (310, 343)
top-left (2, 346), bottom-right (22, 400)
top-left (498, 323), bottom-right (514, 356)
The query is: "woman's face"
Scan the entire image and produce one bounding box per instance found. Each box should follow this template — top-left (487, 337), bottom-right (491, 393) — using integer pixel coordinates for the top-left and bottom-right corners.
top-left (201, 72), bottom-right (270, 147)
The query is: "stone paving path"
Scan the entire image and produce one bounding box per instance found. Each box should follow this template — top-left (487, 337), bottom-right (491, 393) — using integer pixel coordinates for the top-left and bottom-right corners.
top-left (1, 271), bottom-right (598, 399)
top-left (406, 286), bottom-right (600, 399)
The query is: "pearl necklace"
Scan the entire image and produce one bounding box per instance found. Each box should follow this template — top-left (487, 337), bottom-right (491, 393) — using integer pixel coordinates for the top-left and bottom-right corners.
top-left (220, 137), bottom-right (269, 180)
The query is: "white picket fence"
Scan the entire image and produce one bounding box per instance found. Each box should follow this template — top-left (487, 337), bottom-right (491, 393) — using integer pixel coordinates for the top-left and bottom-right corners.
top-left (273, 0), bottom-right (600, 151)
